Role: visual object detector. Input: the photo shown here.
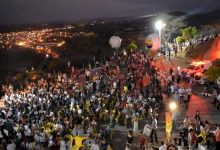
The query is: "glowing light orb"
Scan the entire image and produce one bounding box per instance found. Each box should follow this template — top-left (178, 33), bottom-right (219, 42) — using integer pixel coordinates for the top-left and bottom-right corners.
top-left (109, 36), bottom-right (122, 49)
top-left (169, 101), bottom-right (177, 111)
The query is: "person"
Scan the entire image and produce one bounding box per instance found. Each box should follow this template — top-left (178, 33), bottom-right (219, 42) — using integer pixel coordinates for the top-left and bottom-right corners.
top-left (215, 124), bottom-right (220, 150)
top-left (196, 126), bottom-right (207, 148)
top-left (126, 106), bottom-right (132, 129)
top-left (133, 115), bottom-right (139, 135)
top-left (189, 76), bottom-right (194, 86)
top-left (91, 141), bottom-right (99, 150)
top-left (188, 128), bottom-right (196, 150)
top-left (178, 87), bottom-right (185, 104)
top-left (217, 93), bottom-right (220, 110)
top-left (126, 130), bottom-right (133, 146)
top-left (174, 48), bottom-right (177, 57)
top-left (0, 118), bottom-right (7, 140)
top-left (213, 89), bottom-right (218, 107)
top-left (6, 139), bottom-right (16, 150)
top-left (194, 111), bottom-right (201, 134)
top-left (194, 111), bottom-right (201, 124)
top-left (173, 138), bottom-right (178, 150)
top-left (173, 91), bottom-right (179, 103)
top-left (150, 116), bottom-right (158, 143)
top-left (185, 86), bottom-right (192, 102)
top-left (125, 144), bottom-right (132, 150)
top-left (85, 69), bottom-right (91, 82)
top-left (203, 80), bottom-right (209, 96)
top-left (100, 138), bottom-right (108, 150)
top-left (172, 111), bottom-right (178, 131)
top-left (169, 67), bottom-right (174, 76)
top-left (183, 116), bottom-right (190, 135)
top-left (159, 141), bottom-right (167, 150)
top-left (204, 121), bottom-right (211, 149)
top-left (183, 94), bottom-right (188, 109)
top-left (138, 134), bottom-right (147, 150)
top-left (107, 144), bottom-right (113, 150)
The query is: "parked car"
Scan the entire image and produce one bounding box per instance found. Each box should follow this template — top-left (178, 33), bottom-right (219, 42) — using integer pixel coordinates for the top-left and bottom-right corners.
top-left (193, 70), bottom-right (207, 84)
top-left (181, 60), bottom-right (212, 78)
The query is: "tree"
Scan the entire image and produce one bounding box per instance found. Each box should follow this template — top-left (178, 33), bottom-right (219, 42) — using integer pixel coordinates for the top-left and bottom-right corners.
top-left (179, 26), bottom-right (200, 42)
top-left (191, 26), bottom-right (200, 39)
top-left (181, 27), bottom-right (192, 41)
top-left (176, 36), bottom-right (185, 44)
top-left (205, 66), bottom-right (220, 82)
top-left (128, 42), bottom-right (138, 51)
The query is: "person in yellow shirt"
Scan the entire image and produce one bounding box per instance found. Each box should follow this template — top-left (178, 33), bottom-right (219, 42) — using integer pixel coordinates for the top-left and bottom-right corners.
top-left (196, 127), bottom-right (207, 147)
top-left (107, 144), bottom-right (113, 150)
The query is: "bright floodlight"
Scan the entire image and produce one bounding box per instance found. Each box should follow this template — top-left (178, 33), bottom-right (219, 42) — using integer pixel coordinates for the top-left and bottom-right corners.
top-left (169, 101), bottom-right (177, 111)
top-left (155, 20), bottom-right (164, 30)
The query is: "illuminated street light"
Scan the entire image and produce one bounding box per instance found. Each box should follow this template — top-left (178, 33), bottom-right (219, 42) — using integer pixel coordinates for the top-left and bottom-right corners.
top-left (177, 66), bottom-right (180, 70)
top-left (169, 101), bottom-right (177, 112)
top-left (155, 20), bottom-right (165, 39)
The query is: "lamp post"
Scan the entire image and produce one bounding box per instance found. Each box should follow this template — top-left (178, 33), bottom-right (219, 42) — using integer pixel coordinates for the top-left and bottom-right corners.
top-left (155, 20), bottom-right (166, 59)
top-left (155, 20), bottom-right (165, 40)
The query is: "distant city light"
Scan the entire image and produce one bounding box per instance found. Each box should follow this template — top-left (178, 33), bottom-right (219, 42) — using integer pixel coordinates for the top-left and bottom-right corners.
top-left (17, 41), bottom-right (26, 46)
top-left (0, 27), bottom-right (94, 59)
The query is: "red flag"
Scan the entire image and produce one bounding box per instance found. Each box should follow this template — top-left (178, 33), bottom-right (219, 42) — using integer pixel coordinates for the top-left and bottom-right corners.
top-left (143, 75), bottom-right (150, 87)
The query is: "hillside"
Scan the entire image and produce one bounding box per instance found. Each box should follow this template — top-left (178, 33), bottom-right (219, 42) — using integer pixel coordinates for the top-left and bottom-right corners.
top-left (185, 39), bottom-right (214, 60)
top-left (185, 7), bottom-right (220, 26)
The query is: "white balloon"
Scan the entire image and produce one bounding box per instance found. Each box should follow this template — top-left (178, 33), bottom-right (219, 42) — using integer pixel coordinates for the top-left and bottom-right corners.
top-left (109, 36), bottom-right (122, 49)
top-left (145, 34), bottom-right (161, 51)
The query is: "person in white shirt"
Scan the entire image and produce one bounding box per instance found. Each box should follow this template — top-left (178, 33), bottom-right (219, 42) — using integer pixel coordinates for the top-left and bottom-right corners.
top-left (186, 87), bottom-right (192, 102)
top-left (159, 141), bottom-right (167, 150)
top-left (91, 141), bottom-right (99, 150)
top-left (178, 87), bottom-right (185, 103)
top-left (60, 137), bottom-right (72, 150)
top-left (7, 142), bottom-right (16, 150)
top-left (150, 116), bottom-right (158, 143)
top-left (86, 69), bottom-right (91, 81)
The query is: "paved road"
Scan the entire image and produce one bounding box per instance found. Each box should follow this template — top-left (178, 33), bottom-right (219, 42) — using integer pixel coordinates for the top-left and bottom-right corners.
top-left (106, 56), bottom-right (220, 150)
top-left (171, 93), bottom-right (219, 150)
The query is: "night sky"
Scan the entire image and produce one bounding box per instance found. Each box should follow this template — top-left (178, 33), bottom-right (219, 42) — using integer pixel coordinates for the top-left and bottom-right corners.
top-left (0, 0), bottom-right (219, 25)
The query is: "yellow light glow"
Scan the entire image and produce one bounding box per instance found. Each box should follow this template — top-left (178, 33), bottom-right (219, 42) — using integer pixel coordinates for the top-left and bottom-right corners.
top-left (57, 41), bottom-right (65, 47)
top-left (17, 41), bottom-right (26, 46)
top-left (169, 101), bottom-right (177, 111)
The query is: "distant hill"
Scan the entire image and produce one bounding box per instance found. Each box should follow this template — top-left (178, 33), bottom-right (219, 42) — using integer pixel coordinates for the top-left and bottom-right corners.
top-left (185, 7), bottom-right (220, 25)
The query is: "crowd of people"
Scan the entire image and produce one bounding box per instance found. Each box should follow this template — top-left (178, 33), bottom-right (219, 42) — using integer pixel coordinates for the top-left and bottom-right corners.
top-left (0, 51), bottom-right (165, 150)
top-left (0, 49), bottom-right (220, 150)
